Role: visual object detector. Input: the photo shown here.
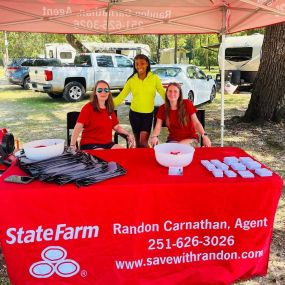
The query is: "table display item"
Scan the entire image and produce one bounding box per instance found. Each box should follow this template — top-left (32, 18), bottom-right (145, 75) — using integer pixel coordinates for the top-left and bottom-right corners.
top-left (210, 159), bottom-right (229, 171)
top-left (224, 170), bottom-right (237, 178)
top-left (212, 169), bottom-right (223, 177)
top-left (4, 175), bottom-right (34, 184)
top-left (231, 162), bottom-right (247, 171)
top-left (18, 150), bottom-right (126, 186)
top-left (224, 156), bottom-right (239, 165)
top-left (255, 168), bottom-right (273, 177)
top-left (201, 160), bottom-right (216, 171)
top-left (23, 139), bottom-right (65, 161)
top-left (154, 143), bottom-right (195, 175)
top-left (238, 170), bottom-right (255, 178)
top-left (242, 160), bottom-right (261, 170)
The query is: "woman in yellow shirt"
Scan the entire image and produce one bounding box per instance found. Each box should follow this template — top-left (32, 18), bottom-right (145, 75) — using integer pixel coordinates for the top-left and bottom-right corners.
top-left (114, 54), bottom-right (165, 148)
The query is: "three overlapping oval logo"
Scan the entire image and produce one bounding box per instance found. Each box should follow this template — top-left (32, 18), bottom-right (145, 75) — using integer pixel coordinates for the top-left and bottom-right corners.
top-left (29, 246), bottom-right (80, 278)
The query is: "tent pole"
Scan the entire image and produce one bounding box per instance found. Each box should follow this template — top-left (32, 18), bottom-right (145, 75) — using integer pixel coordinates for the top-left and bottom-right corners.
top-left (4, 31), bottom-right (9, 67)
top-left (220, 33), bottom-right (225, 147)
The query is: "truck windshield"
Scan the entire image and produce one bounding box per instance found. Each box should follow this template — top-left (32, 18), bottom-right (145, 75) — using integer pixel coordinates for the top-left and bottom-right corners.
top-left (74, 55), bottom-right (92, 66)
top-left (225, 47), bottom-right (253, 62)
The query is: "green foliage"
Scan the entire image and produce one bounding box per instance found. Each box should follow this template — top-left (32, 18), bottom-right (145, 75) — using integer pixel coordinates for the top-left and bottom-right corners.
top-left (0, 29), bottom-right (263, 66)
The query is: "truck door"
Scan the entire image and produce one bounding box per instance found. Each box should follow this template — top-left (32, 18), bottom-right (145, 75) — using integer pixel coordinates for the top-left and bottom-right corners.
top-left (115, 55), bottom-right (133, 87)
top-left (94, 55), bottom-right (116, 88)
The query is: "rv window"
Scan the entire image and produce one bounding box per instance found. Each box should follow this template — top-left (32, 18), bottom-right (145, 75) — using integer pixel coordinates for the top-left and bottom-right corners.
top-left (96, 55), bottom-right (114, 67)
top-left (49, 50), bottom-right (54, 58)
top-left (74, 55), bottom-right (92, 66)
top-left (60, 52), bottom-right (72, 59)
top-left (225, 47), bottom-right (253, 62)
top-left (115, 56), bottom-right (133, 68)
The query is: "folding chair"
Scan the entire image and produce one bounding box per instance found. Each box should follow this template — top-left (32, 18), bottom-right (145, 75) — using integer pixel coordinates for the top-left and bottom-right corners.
top-left (66, 111), bottom-right (129, 148)
top-left (153, 107), bottom-right (206, 146)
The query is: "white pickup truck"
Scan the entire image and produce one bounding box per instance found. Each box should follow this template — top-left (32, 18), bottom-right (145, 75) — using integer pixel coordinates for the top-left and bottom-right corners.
top-left (29, 53), bottom-right (134, 102)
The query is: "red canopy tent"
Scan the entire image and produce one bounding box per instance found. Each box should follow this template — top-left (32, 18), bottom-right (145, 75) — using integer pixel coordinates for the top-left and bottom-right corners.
top-left (0, 0), bottom-right (285, 144)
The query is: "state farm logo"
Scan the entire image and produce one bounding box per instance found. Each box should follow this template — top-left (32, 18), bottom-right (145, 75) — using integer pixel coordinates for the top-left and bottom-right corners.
top-left (29, 246), bottom-right (80, 278)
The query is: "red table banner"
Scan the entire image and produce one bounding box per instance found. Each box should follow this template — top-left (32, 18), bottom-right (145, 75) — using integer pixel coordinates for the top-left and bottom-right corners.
top-left (0, 147), bottom-right (283, 285)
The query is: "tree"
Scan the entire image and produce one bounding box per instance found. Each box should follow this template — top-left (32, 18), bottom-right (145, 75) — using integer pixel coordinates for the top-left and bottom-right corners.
top-left (244, 22), bottom-right (285, 123)
top-left (184, 38), bottom-right (194, 63)
top-left (65, 34), bottom-right (91, 53)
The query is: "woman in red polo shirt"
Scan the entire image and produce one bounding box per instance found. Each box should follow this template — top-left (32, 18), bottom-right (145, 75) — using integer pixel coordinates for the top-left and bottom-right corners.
top-left (150, 82), bottom-right (211, 147)
top-left (70, 80), bottom-right (134, 150)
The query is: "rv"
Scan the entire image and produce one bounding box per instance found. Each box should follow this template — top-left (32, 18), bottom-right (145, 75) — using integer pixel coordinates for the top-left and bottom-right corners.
top-left (218, 34), bottom-right (264, 92)
top-left (45, 42), bottom-right (151, 64)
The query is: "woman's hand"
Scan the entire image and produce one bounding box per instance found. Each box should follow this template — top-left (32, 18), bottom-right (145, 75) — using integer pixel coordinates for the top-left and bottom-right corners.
top-left (127, 134), bottom-right (135, 148)
top-left (69, 144), bottom-right (77, 153)
top-left (202, 135), bottom-right (211, 147)
top-left (150, 136), bottom-right (159, 147)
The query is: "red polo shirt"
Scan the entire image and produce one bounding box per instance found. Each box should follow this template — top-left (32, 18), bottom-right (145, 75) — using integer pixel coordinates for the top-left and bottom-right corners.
top-left (77, 102), bottom-right (119, 145)
top-left (157, 99), bottom-right (198, 141)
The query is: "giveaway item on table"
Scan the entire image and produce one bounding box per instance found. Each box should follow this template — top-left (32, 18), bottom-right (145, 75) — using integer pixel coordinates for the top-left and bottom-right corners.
top-left (212, 169), bottom-right (223, 177)
top-left (17, 150), bottom-right (126, 186)
top-left (23, 139), bottom-right (65, 161)
top-left (231, 162), bottom-right (247, 171)
top-left (224, 170), bottom-right (237, 178)
top-left (242, 160), bottom-right (261, 170)
top-left (239, 156), bottom-right (254, 164)
top-left (238, 170), bottom-right (255, 178)
top-left (201, 160), bottom-right (216, 171)
top-left (154, 143), bottom-right (195, 176)
top-left (224, 156), bottom-right (239, 165)
top-left (210, 159), bottom-right (229, 171)
top-left (255, 168), bottom-right (273, 177)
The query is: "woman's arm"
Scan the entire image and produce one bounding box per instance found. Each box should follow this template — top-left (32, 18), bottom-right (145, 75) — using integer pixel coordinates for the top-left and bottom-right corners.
top-left (113, 80), bottom-right (131, 107)
top-left (191, 114), bottom-right (211, 147)
top-left (113, 124), bottom-right (134, 147)
top-left (70, 122), bottom-right (84, 149)
top-left (150, 118), bottom-right (163, 147)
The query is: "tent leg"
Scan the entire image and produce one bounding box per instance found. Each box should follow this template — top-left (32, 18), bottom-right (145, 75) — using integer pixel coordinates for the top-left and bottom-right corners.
top-left (220, 33), bottom-right (225, 147)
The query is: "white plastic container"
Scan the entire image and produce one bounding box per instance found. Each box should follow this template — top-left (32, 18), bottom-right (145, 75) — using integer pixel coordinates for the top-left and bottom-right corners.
top-left (23, 139), bottom-right (65, 161)
top-left (154, 143), bottom-right (195, 167)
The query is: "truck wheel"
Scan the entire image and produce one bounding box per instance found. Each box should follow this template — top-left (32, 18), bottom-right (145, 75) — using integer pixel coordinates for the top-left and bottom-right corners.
top-left (22, 76), bottom-right (30, 90)
top-left (48, 93), bottom-right (63, 99)
top-left (63, 82), bottom-right (85, 102)
top-left (188, 91), bottom-right (194, 103)
top-left (209, 86), bottom-right (216, 102)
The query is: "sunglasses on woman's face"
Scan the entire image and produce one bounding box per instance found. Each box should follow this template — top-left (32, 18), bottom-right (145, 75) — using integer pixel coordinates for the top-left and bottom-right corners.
top-left (97, 88), bottom-right (110, 93)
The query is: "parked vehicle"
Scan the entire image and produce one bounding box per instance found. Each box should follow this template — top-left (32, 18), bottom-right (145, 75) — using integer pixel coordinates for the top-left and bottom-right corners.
top-left (124, 64), bottom-right (216, 107)
top-left (217, 33), bottom-right (264, 92)
top-left (45, 42), bottom-right (151, 64)
top-left (5, 58), bottom-right (61, 89)
top-left (29, 53), bottom-right (134, 102)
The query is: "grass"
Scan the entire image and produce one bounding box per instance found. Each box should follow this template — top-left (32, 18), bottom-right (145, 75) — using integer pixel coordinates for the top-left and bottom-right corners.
top-left (0, 73), bottom-right (284, 285)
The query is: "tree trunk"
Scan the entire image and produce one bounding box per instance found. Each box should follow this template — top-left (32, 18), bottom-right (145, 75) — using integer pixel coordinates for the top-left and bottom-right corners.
top-left (174, 35), bottom-right (177, 64)
top-left (65, 34), bottom-right (91, 53)
top-left (157, 35), bottom-right (161, 63)
top-left (244, 22), bottom-right (285, 123)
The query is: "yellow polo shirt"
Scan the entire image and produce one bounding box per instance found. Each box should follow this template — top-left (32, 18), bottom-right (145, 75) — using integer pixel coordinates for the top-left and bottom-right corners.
top-left (113, 72), bottom-right (165, 113)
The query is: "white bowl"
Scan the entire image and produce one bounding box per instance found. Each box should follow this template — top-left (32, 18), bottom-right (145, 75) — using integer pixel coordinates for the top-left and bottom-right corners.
top-left (23, 139), bottom-right (65, 161)
top-left (154, 143), bottom-right (195, 167)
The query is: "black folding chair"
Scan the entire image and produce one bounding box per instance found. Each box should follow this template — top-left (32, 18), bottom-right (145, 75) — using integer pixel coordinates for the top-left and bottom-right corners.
top-left (153, 107), bottom-right (206, 146)
top-left (67, 111), bottom-right (80, 147)
top-left (66, 111), bottom-right (129, 148)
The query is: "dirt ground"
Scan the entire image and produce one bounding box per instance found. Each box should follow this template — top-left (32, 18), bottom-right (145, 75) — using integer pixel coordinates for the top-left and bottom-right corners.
top-left (0, 87), bottom-right (284, 284)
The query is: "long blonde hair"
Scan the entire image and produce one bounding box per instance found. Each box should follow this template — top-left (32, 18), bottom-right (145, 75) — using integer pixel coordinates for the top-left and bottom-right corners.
top-left (165, 82), bottom-right (188, 127)
top-left (90, 80), bottom-right (114, 115)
